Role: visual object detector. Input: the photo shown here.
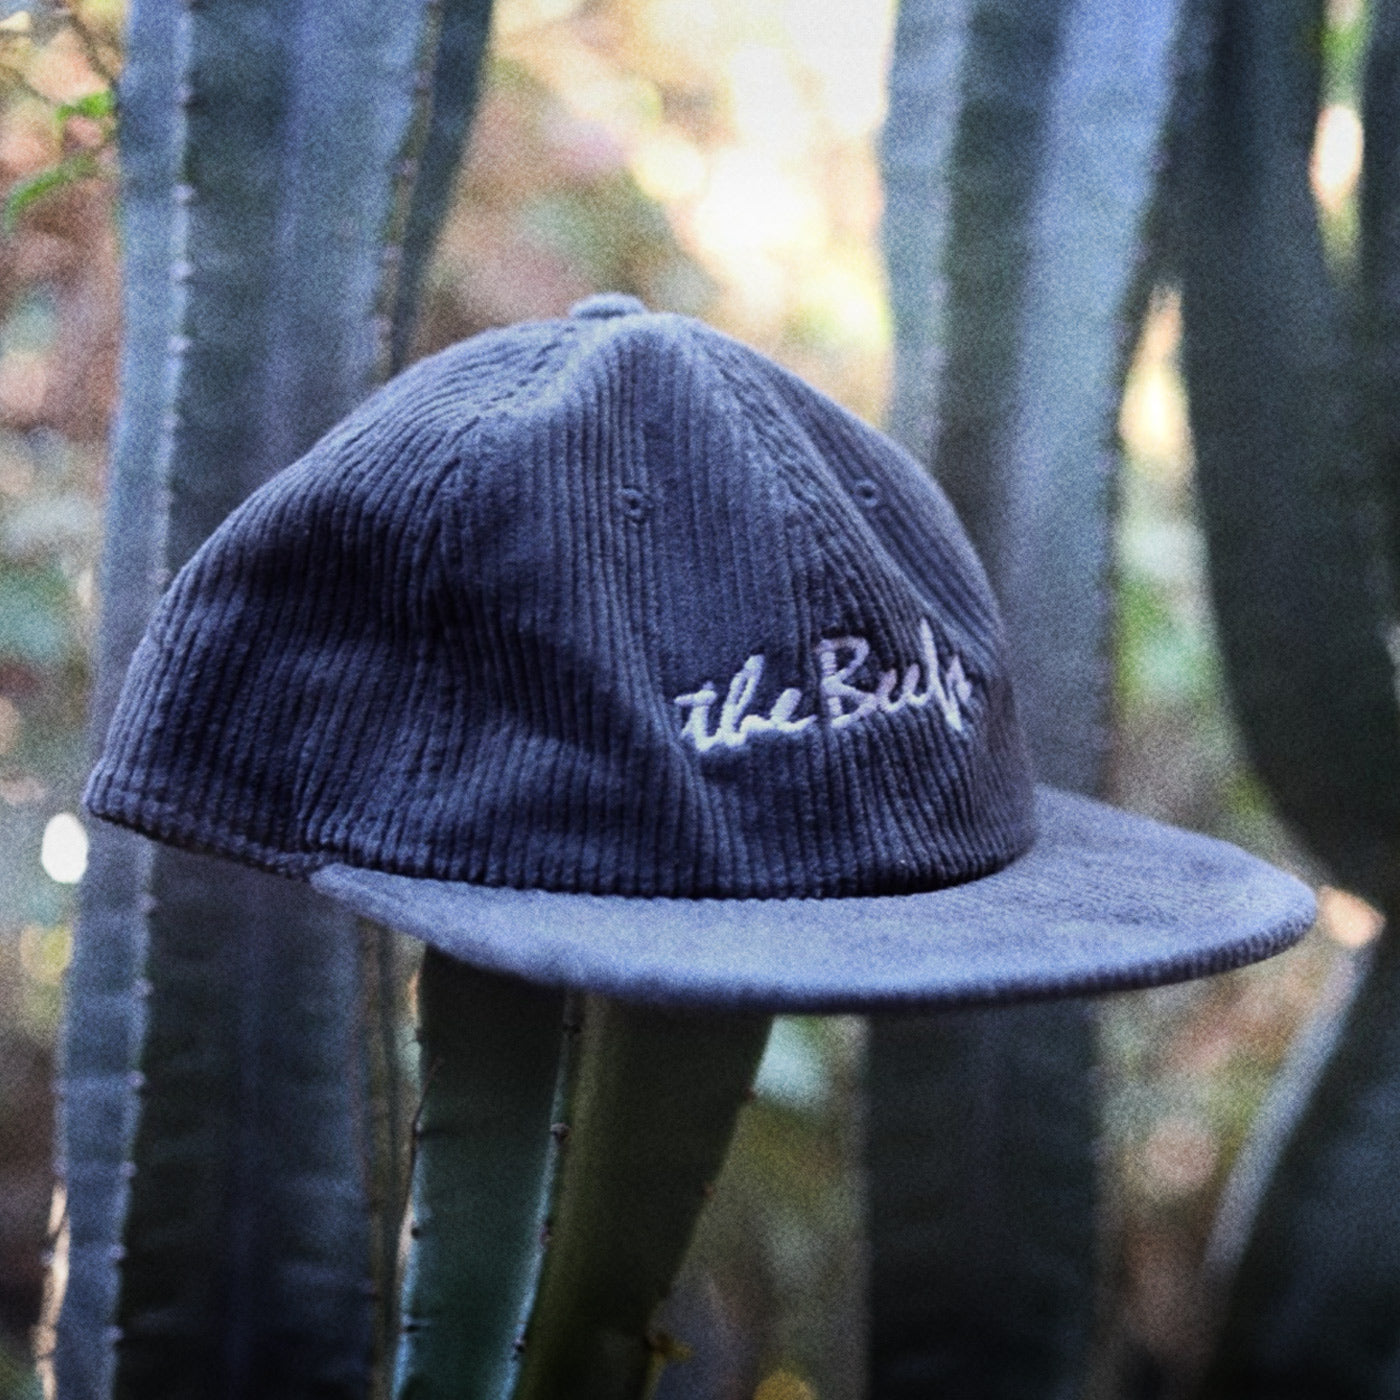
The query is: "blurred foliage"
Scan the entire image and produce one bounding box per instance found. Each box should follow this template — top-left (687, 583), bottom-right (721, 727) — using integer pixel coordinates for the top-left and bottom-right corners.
top-left (413, 0), bottom-right (895, 419)
top-left (0, 1335), bottom-right (39, 1400)
top-left (0, 5), bottom-right (118, 1396)
top-left (661, 1017), bottom-right (867, 1399)
top-left (0, 0), bottom-right (1368, 1397)
top-left (0, 929), bottom-right (62, 1400)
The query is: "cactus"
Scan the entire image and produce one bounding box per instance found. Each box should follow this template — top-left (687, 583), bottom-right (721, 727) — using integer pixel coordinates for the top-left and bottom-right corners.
top-left (390, 0), bottom-right (495, 373)
top-left (62, 6), bottom-right (760, 1397)
top-left (393, 954), bottom-right (573, 1399)
top-left (1178, 0), bottom-right (1400, 911)
top-left (875, 0), bottom-right (1187, 1391)
top-left (395, 951), bottom-right (771, 1400)
top-left (53, 1), bottom-right (178, 1390)
top-left (1174, 0), bottom-right (1400, 1392)
top-left (360, 920), bottom-right (421, 1400)
top-left (56, 1), bottom-right (495, 1394)
top-left (507, 1001), bottom-right (769, 1400)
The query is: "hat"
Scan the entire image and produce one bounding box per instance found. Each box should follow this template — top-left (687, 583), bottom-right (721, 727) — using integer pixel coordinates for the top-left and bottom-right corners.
top-left (85, 294), bottom-right (1313, 1012)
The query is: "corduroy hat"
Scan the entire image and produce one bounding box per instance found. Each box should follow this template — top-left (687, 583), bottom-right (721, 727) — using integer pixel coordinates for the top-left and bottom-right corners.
top-left (85, 295), bottom-right (1313, 1011)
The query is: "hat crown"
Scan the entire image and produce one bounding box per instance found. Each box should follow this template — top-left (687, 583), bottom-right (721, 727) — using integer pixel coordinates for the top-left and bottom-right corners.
top-left (87, 309), bottom-right (1034, 897)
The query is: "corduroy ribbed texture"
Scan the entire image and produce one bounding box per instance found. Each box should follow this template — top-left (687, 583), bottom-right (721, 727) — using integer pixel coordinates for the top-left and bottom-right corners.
top-left (86, 299), bottom-right (1035, 899)
top-left (309, 787), bottom-right (1316, 1011)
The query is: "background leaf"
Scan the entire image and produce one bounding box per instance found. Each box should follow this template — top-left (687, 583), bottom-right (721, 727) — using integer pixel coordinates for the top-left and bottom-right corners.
top-left (55, 91), bottom-right (114, 125)
top-left (3, 155), bottom-right (99, 236)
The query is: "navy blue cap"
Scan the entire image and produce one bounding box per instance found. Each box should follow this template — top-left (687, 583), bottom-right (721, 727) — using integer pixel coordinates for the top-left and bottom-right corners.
top-left (84, 296), bottom-right (1314, 1010)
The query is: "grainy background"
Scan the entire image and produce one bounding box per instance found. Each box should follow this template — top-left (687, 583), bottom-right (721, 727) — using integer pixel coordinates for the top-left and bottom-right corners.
top-left (0, 0), bottom-right (1361, 1393)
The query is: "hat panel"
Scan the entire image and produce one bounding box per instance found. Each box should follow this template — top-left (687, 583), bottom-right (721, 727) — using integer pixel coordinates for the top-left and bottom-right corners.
top-left (381, 314), bottom-right (1037, 897)
top-left (710, 332), bottom-right (1004, 664)
top-left (241, 323), bottom-right (597, 874)
top-left (82, 329), bottom-right (569, 871)
top-left (744, 337), bottom-right (1036, 848)
top-left (294, 332), bottom-right (626, 881)
top-left (624, 325), bottom-right (985, 896)
top-left (422, 327), bottom-right (744, 895)
top-left (87, 308), bottom-right (1033, 897)
top-left (683, 329), bottom-right (1033, 875)
top-left (633, 328), bottom-right (826, 893)
top-left (813, 403), bottom-right (993, 619)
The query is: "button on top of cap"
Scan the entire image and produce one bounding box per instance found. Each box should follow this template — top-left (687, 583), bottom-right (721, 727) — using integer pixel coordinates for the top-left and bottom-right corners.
top-left (569, 292), bottom-right (648, 320)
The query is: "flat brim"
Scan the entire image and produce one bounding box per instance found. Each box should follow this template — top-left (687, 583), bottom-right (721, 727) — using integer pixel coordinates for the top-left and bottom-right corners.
top-left (308, 788), bottom-right (1314, 1012)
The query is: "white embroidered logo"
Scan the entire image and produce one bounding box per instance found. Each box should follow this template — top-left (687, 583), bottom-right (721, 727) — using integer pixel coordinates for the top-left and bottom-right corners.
top-left (674, 619), bottom-right (973, 754)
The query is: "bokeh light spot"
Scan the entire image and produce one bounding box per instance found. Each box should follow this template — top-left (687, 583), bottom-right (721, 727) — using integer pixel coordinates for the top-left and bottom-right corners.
top-left (754, 1372), bottom-right (816, 1400)
top-left (40, 810), bottom-right (87, 884)
top-left (1142, 1115), bottom-right (1217, 1199)
top-left (1318, 884), bottom-right (1384, 949)
top-left (630, 129), bottom-right (707, 204)
top-left (1311, 103), bottom-right (1363, 216)
top-left (19, 922), bottom-right (70, 985)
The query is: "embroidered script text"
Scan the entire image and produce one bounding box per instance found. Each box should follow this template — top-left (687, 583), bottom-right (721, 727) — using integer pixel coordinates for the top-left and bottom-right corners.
top-left (674, 619), bottom-right (973, 753)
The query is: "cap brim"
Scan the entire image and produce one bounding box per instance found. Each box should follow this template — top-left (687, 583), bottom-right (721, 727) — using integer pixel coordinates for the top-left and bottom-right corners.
top-left (308, 787), bottom-right (1314, 1012)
